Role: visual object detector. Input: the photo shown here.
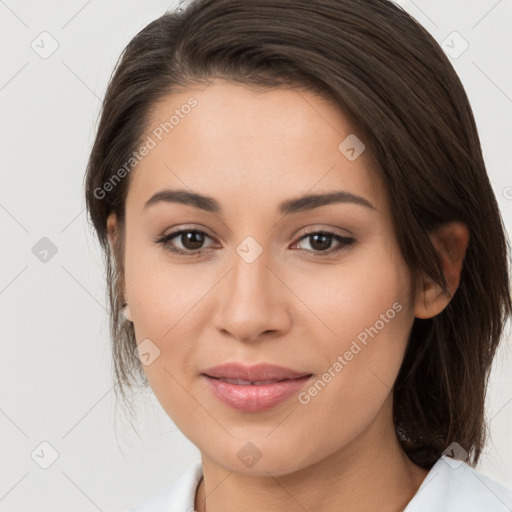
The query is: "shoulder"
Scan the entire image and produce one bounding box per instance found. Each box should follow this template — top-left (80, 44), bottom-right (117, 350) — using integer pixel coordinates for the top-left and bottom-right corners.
top-left (126, 461), bottom-right (203, 512)
top-left (405, 455), bottom-right (512, 512)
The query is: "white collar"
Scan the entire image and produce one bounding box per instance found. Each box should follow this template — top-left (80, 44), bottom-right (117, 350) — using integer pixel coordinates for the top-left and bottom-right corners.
top-left (404, 455), bottom-right (512, 511)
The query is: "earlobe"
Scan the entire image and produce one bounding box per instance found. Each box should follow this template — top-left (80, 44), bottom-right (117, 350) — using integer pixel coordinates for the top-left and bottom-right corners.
top-left (122, 303), bottom-right (133, 322)
top-left (414, 221), bottom-right (470, 319)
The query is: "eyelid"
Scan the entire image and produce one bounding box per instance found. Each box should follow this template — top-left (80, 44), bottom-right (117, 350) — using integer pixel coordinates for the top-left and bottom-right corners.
top-left (297, 225), bottom-right (353, 238)
top-left (160, 223), bottom-right (215, 238)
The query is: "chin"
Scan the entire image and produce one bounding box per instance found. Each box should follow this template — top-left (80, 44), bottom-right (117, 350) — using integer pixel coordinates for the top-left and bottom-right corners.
top-left (203, 440), bottom-right (321, 478)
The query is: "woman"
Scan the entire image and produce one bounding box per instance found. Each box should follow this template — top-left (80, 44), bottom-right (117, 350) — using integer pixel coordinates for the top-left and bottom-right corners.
top-left (84, 0), bottom-right (512, 510)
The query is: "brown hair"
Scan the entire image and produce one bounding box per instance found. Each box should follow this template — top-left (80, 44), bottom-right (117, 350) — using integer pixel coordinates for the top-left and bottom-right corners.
top-left (84, 0), bottom-right (511, 469)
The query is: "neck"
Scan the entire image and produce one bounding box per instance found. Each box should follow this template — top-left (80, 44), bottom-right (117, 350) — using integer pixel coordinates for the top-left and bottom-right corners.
top-left (195, 399), bottom-right (429, 512)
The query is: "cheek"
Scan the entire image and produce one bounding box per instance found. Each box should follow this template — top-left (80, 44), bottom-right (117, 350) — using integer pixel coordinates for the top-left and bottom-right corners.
top-left (290, 245), bottom-right (413, 407)
top-left (290, 240), bottom-right (411, 351)
top-left (123, 231), bottom-right (202, 392)
top-left (124, 225), bottom-right (202, 335)
top-left (125, 257), bottom-right (204, 426)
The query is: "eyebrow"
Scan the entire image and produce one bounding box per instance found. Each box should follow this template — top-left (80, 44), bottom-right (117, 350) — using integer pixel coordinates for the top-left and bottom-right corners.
top-left (143, 188), bottom-right (376, 214)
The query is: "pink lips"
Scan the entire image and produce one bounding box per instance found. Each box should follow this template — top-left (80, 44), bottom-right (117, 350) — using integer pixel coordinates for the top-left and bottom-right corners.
top-left (201, 363), bottom-right (313, 412)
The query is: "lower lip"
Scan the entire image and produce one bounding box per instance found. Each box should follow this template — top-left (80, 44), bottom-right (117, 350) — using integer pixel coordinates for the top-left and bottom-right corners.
top-left (202, 374), bottom-right (313, 412)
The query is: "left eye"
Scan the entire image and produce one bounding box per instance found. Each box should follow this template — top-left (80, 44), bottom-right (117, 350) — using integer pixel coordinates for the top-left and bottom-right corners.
top-left (292, 231), bottom-right (355, 255)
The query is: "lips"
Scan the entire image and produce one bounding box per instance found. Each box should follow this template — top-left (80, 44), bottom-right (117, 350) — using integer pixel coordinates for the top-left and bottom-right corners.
top-left (216, 378), bottom-right (286, 386)
top-left (202, 362), bottom-right (311, 382)
top-left (201, 363), bottom-right (313, 412)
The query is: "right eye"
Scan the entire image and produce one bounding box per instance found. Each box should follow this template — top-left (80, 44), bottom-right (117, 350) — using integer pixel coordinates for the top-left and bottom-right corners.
top-left (155, 229), bottom-right (217, 257)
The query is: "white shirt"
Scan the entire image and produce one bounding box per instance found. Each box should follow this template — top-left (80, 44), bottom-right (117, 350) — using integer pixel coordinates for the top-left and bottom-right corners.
top-left (127, 455), bottom-right (512, 511)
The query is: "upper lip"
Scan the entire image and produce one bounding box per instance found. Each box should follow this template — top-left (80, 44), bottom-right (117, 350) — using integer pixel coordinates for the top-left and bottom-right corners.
top-left (202, 363), bottom-right (312, 381)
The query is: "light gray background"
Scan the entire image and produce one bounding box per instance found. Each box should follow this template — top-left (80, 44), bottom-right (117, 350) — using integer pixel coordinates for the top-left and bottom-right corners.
top-left (1, 0), bottom-right (511, 510)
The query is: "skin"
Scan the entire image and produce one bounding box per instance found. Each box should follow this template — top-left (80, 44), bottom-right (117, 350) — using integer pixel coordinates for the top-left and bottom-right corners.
top-left (107, 79), bottom-right (469, 512)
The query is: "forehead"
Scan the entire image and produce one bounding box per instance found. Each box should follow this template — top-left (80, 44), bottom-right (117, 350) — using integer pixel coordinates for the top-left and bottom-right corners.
top-left (126, 79), bottom-right (386, 217)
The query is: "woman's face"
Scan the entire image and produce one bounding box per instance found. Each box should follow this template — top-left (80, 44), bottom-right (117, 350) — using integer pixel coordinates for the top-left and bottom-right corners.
top-left (113, 79), bottom-right (418, 476)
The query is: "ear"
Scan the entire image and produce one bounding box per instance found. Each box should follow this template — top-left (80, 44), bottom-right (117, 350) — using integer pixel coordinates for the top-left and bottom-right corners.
top-left (414, 221), bottom-right (469, 319)
top-left (107, 212), bottom-right (118, 249)
top-left (106, 212), bottom-right (127, 301)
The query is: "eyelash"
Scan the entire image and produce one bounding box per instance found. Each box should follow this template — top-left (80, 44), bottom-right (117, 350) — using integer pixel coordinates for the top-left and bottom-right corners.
top-left (154, 228), bottom-right (355, 258)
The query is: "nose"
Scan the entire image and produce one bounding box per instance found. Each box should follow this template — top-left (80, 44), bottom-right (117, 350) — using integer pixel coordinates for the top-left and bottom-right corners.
top-left (212, 248), bottom-right (292, 343)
